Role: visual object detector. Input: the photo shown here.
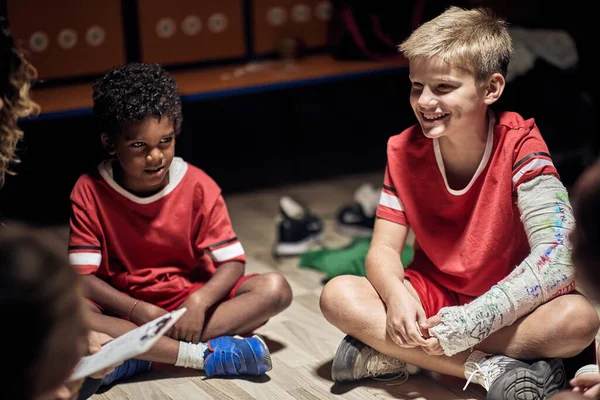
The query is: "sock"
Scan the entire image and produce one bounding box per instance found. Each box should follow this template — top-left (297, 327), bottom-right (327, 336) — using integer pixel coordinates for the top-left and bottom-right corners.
top-left (175, 341), bottom-right (209, 369)
top-left (430, 175), bottom-right (575, 356)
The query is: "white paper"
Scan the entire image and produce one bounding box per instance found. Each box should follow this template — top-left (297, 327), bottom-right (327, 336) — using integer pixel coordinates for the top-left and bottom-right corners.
top-left (69, 307), bottom-right (187, 381)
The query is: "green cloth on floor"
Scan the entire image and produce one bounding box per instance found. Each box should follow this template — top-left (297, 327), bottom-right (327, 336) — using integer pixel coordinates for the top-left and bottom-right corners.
top-left (298, 236), bottom-right (414, 282)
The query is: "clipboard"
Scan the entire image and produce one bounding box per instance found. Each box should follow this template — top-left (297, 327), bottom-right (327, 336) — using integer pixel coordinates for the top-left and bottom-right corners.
top-left (69, 307), bottom-right (187, 381)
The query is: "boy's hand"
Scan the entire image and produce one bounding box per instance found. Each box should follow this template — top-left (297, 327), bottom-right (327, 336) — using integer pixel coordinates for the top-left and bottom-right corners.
top-left (571, 373), bottom-right (600, 398)
top-left (86, 331), bottom-right (119, 379)
top-left (421, 337), bottom-right (444, 356)
top-left (87, 330), bottom-right (113, 353)
top-left (418, 315), bottom-right (444, 354)
top-left (421, 315), bottom-right (442, 330)
top-left (385, 293), bottom-right (428, 348)
top-left (172, 294), bottom-right (208, 343)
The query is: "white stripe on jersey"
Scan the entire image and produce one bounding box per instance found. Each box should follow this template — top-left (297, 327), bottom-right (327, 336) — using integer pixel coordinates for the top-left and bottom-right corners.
top-left (69, 252), bottom-right (102, 266)
top-left (512, 159), bottom-right (554, 186)
top-left (210, 242), bottom-right (245, 262)
top-left (379, 191), bottom-right (404, 212)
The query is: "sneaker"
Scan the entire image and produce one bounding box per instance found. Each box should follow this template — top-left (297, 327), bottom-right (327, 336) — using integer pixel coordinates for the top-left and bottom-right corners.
top-left (273, 196), bottom-right (323, 257)
top-left (204, 334), bottom-right (272, 377)
top-left (475, 353), bottom-right (566, 399)
top-left (331, 335), bottom-right (420, 382)
top-left (100, 358), bottom-right (152, 386)
top-left (336, 184), bottom-right (379, 236)
top-left (336, 204), bottom-right (375, 236)
top-left (574, 363), bottom-right (599, 377)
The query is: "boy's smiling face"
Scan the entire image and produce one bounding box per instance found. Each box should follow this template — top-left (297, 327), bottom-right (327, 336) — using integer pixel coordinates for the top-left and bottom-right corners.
top-left (408, 56), bottom-right (503, 140)
top-left (104, 117), bottom-right (175, 196)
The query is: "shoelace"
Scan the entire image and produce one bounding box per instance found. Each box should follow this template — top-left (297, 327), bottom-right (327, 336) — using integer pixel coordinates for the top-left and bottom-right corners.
top-left (366, 353), bottom-right (409, 384)
top-left (463, 361), bottom-right (490, 391)
top-left (463, 358), bottom-right (509, 391)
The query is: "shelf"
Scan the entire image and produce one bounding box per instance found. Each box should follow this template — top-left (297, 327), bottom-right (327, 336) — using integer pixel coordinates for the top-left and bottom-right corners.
top-left (30, 54), bottom-right (408, 120)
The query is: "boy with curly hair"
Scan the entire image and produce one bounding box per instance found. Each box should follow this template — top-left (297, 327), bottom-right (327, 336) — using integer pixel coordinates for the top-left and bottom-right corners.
top-left (69, 62), bottom-right (293, 377)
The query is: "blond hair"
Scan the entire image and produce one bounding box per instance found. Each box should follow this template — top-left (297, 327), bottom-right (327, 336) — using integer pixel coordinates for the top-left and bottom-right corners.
top-left (0, 20), bottom-right (40, 187)
top-left (399, 6), bottom-right (513, 82)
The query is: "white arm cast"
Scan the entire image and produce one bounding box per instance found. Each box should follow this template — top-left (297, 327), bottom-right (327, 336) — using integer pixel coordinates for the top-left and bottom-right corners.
top-left (429, 174), bottom-right (575, 356)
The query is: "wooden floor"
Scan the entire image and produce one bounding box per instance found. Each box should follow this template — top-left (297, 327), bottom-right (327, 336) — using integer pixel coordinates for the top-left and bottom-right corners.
top-left (90, 170), bottom-right (487, 400)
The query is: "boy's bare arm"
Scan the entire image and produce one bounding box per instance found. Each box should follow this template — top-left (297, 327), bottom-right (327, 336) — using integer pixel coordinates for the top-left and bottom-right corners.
top-left (184, 261), bottom-right (245, 310)
top-left (367, 218), bottom-right (427, 347)
top-left (170, 261), bottom-right (244, 343)
top-left (80, 274), bottom-right (166, 324)
top-left (366, 218), bottom-right (409, 303)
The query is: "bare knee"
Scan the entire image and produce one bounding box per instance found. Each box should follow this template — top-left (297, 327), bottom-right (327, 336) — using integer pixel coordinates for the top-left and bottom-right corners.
top-left (320, 275), bottom-right (366, 327)
top-left (258, 272), bottom-right (293, 313)
top-left (320, 276), bottom-right (348, 324)
top-left (552, 295), bottom-right (599, 356)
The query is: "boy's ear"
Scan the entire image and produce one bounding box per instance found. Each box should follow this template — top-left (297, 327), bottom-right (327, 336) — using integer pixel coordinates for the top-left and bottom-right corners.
top-left (483, 72), bottom-right (505, 105)
top-left (100, 133), bottom-right (115, 155)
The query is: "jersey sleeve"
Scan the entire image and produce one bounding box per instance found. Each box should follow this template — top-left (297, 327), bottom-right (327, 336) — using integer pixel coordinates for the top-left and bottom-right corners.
top-left (196, 193), bottom-right (246, 266)
top-left (68, 179), bottom-right (103, 275)
top-left (511, 123), bottom-right (560, 193)
top-left (375, 163), bottom-right (408, 226)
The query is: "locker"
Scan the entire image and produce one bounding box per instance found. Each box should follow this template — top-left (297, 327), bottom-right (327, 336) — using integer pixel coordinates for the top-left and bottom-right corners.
top-left (252, 0), bottom-right (331, 55)
top-left (137, 0), bottom-right (246, 66)
top-left (7, 0), bottom-right (126, 81)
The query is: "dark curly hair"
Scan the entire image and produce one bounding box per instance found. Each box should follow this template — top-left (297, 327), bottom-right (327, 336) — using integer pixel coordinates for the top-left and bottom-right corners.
top-left (92, 62), bottom-right (182, 140)
top-left (0, 17), bottom-right (40, 187)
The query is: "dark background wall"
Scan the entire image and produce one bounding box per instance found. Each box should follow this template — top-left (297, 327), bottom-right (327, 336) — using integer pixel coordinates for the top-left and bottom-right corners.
top-left (0, 0), bottom-right (597, 226)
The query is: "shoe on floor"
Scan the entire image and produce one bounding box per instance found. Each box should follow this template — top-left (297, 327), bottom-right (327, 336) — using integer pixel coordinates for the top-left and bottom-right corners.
top-left (336, 184), bottom-right (379, 236)
top-left (331, 334), bottom-right (420, 382)
top-left (484, 356), bottom-right (566, 399)
top-left (273, 196), bottom-right (323, 257)
top-left (100, 358), bottom-right (152, 387)
top-left (204, 334), bottom-right (272, 376)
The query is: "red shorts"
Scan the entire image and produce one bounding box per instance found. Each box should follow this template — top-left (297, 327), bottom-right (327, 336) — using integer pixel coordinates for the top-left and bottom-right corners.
top-left (404, 269), bottom-right (475, 318)
top-left (87, 273), bottom-right (259, 314)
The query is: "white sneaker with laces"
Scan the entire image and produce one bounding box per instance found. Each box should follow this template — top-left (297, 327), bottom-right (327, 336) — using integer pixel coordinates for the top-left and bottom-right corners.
top-left (465, 350), bottom-right (567, 399)
top-left (463, 350), bottom-right (530, 391)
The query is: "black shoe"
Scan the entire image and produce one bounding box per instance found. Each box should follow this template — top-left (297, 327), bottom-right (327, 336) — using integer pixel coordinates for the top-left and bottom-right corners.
top-left (336, 204), bottom-right (375, 236)
top-left (336, 184), bottom-right (379, 236)
top-left (486, 358), bottom-right (566, 400)
top-left (273, 196), bottom-right (323, 257)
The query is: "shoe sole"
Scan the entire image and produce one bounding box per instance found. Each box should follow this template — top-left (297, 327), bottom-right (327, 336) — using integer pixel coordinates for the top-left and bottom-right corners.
top-left (488, 358), bottom-right (566, 400)
top-left (331, 335), bottom-right (364, 382)
top-left (252, 334), bottom-right (273, 373)
top-left (273, 233), bottom-right (323, 257)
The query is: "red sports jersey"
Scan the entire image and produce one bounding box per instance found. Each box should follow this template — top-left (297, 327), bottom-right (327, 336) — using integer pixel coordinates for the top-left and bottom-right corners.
top-left (69, 157), bottom-right (246, 310)
top-left (376, 111), bottom-right (559, 297)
